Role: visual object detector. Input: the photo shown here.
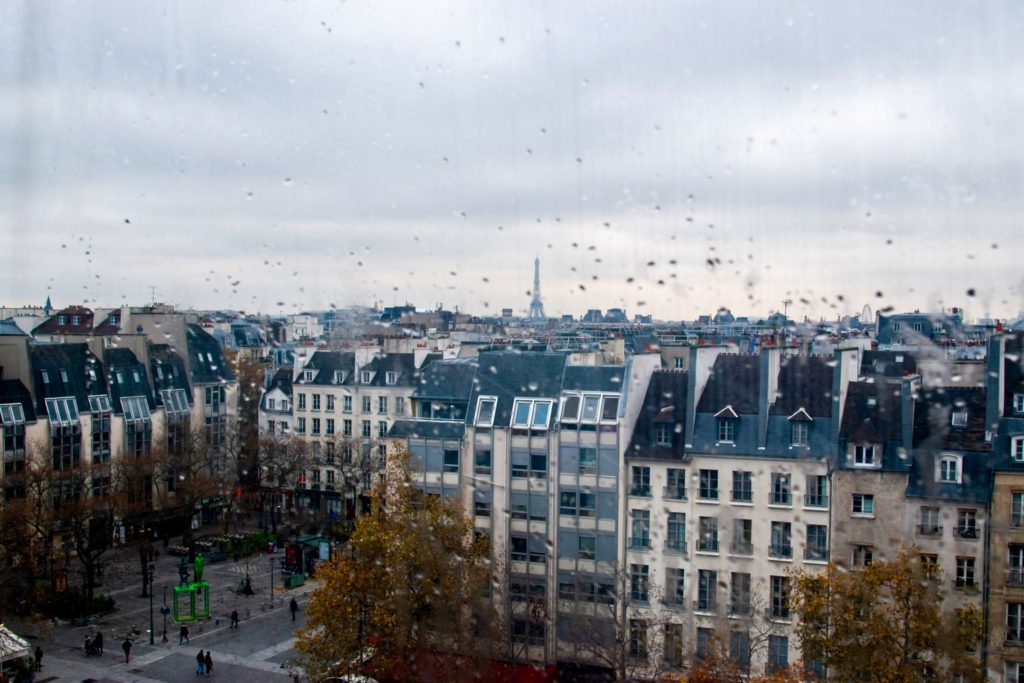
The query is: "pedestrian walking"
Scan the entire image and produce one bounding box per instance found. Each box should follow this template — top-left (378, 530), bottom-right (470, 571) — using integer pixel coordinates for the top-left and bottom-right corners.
top-left (204, 650), bottom-right (213, 677)
top-left (34, 646), bottom-right (42, 671)
top-left (122, 638), bottom-right (132, 663)
top-left (195, 649), bottom-right (205, 676)
top-left (289, 597), bottom-right (298, 621)
top-left (180, 623), bottom-right (190, 644)
top-left (230, 609), bottom-right (239, 628)
top-left (93, 631), bottom-right (104, 655)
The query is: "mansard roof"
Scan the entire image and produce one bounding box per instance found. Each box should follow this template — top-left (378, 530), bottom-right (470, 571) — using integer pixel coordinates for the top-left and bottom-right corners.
top-left (186, 324), bottom-right (236, 384)
top-left (28, 342), bottom-right (106, 413)
top-left (770, 355), bottom-right (833, 417)
top-left (695, 354), bottom-right (760, 414)
top-left (912, 386), bottom-right (990, 453)
top-left (626, 370), bottom-right (688, 461)
top-left (470, 351), bottom-right (568, 427)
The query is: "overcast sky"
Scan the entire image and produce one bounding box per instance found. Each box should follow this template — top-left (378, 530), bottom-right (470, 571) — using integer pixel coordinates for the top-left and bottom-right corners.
top-left (2, 2), bottom-right (1023, 322)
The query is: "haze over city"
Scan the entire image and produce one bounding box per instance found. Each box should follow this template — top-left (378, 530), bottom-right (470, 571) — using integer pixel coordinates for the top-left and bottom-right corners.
top-left (3, 2), bottom-right (1023, 320)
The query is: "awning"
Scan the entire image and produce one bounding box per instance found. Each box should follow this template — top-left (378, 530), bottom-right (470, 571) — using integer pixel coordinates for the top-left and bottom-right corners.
top-left (0, 624), bottom-right (31, 665)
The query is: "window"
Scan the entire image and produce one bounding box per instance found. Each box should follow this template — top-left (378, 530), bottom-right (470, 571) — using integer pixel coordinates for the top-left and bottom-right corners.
top-left (854, 444), bottom-right (876, 466)
top-left (1011, 546), bottom-right (1024, 585)
top-left (919, 553), bottom-right (939, 578)
top-left (696, 569), bottom-right (717, 611)
top-left (630, 564), bottom-right (649, 603)
top-left (560, 394), bottom-right (580, 422)
top-left (951, 409), bottom-right (968, 427)
top-left (770, 473), bottom-right (791, 505)
top-left (377, 396), bottom-right (387, 414)
top-left (511, 399), bottom-right (554, 429)
top-left (121, 396), bottom-right (153, 456)
top-left (730, 572), bottom-right (752, 616)
top-left (378, 421), bottom-right (388, 437)
top-left (730, 631), bottom-right (751, 673)
top-left (664, 623), bottom-right (683, 667)
top-left (443, 447), bottom-right (459, 473)
top-left (770, 576), bottom-right (790, 619)
top-left (474, 448), bottom-right (491, 475)
top-left (667, 512), bottom-right (686, 552)
top-left (343, 419), bottom-right (352, 436)
top-left (312, 393), bottom-right (321, 411)
top-left (852, 544), bottom-right (874, 568)
top-left (805, 474), bottom-right (828, 507)
top-left (302, 369), bottom-right (314, 382)
top-left (806, 525), bottom-right (828, 561)
top-left (917, 506), bottom-right (940, 535)
top-left (579, 446), bottom-right (597, 474)
top-left (559, 490), bottom-right (595, 517)
top-left (955, 557), bottom-right (976, 588)
top-left (791, 421), bottom-right (808, 446)
top-left (717, 418), bottom-right (735, 442)
top-left (473, 499), bottom-right (490, 517)
top-left (361, 420), bottom-right (371, 437)
top-left (326, 418), bottom-right (335, 435)
top-left (578, 535), bottom-right (596, 560)
top-left (601, 396), bottom-right (619, 421)
top-left (628, 619), bottom-right (648, 659)
top-left (88, 396), bottom-right (111, 463)
top-left (852, 493), bottom-right (874, 516)
top-left (475, 397), bottom-right (496, 426)
top-left (732, 470), bottom-right (752, 502)
top-left (296, 417), bottom-right (306, 433)
top-left (361, 371), bottom-right (371, 384)
top-left (1013, 436), bottom-right (1024, 462)
top-left (1009, 603), bottom-right (1024, 642)
top-left (655, 423), bottom-right (671, 446)
top-left (732, 518), bottom-right (753, 555)
top-left (698, 516), bottom-right (719, 552)
top-left (696, 628), bottom-right (713, 661)
top-left (666, 568), bottom-right (685, 606)
top-left (957, 509), bottom-right (978, 538)
top-left (395, 396), bottom-right (405, 415)
top-left (343, 395), bottom-right (352, 413)
top-left (630, 466), bottom-right (651, 496)
top-left (630, 510), bottom-right (650, 549)
top-left (57, 316), bottom-right (66, 325)
top-left (768, 636), bottom-right (789, 673)
top-left (665, 468), bottom-right (686, 499)
top-left (1014, 492), bottom-right (1024, 527)
top-left (770, 521), bottom-right (792, 559)
top-left (385, 371), bottom-right (397, 385)
top-left (311, 418), bottom-right (321, 435)
top-left (581, 395), bottom-right (600, 421)
top-left (938, 455), bottom-right (961, 483)
top-left (674, 357), bottom-right (684, 369)
top-left (361, 396), bottom-right (371, 413)
top-left (699, 469), bottom-right (719, 500)
top-left (1015, 394), bottom-right (1024, 414)
top-left (297, 393), bottom-right (306, 411)
top-left (1007, 662), bottom-right (1024, 683)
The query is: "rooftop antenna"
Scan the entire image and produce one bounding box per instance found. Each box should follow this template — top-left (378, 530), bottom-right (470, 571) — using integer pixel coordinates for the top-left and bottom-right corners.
top-left (782, 298), bottom-right (792, 319)
top-left (149, 286), bottom-right (156, 306)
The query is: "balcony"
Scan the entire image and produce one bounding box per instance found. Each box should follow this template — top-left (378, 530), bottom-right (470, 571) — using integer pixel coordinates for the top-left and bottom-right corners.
top-left (630, 485), bottom-right (652, 498)
top-left (769, 544), bottom-right (793, 559)
top-left (953, 578), bottom-right (979, 591)
top-left (916, 525), bottom-right (943, 537)
top-left (953, 526), bottom-right (979, 540)
top-left (1007, 569), bottom-right (1024, 587)
top-left (728, 603), bottom-right (753, 617)
top-left (665, 539), bottom-right (687, 555)
top-left (731, 489), bottom-right (752, 503)
top-left (692, 600), bottom-right (718, 614)
top-left (730, 541), bottom-right (754, 556)
top-left (804, 547), bottom-right (830, 562)
top-left (770, 494), bottom-right (792, 506)
top-left (663, 486), bottom-right (687, 501)
top-left (804, 494), bottom-right (829, 508)
top-left (696, 538), bottom-right (719, 553)
top-left (1012, 514), bottom-right (1024, 528)
top-left (629, 536), bottom-right (652, 550)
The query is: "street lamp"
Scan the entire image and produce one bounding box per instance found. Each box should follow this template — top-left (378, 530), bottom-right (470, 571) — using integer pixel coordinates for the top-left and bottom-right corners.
top-left (148, 562), bottom-right (156, 645)
top-left (269, 555), bottom-right (274, 607)
top-left (161, 585), bottom-right (169, 642)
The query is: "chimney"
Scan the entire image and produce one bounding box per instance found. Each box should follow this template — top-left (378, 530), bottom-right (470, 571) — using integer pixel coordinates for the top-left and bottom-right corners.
top-left (831, 346), bottom-right (861, 453)
top-left (758, 347), bottom-right (781, 450)
top-left (900, 375), bottom-right (918, 453)
top-left (986, 333), bottom-right (1006, 433)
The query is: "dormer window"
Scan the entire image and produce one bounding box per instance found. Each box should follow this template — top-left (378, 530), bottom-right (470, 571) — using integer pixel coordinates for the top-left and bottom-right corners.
top-left (791, 422), bottom-right (808, 446)
top-left (475, 396), bottom-right (497, 427)
top-left (951, 410), bottom-right (968, 427)
top-left (854, 444), bottom-right (876, 466)
top-left (361, 371), bottom-right (371, 384)
top-left (581, 395), bottom-right (601, 421)
top-left (41, 370), bottom-right (50, 384)
top-left (109, 315), bottom-right (118, 325)
top-left (1013, 436), bottom-right (1024, 463)
top-left (72, 315), bottom-right (80, 325)
top-left (303, 370), bottom-right (314, 382)
top-left (386, 371), bottom-right (397, 385)
top-left (511, 399), bottom-right (554, 430)
top-left (58, 315), bottom-right (67, 325)
top-left (892, 322), bottom-right (901, 332)
top-left (938, 454), bottom-right (962, 484)
top-left (561, 395), bottom-right (581, 422)
top-left (1013, 394), bottom-right (1024, 414)
top-left (655, 423), bottom-right (671, 446)
top-left (714, 406), bottom-right (737, 443)
top-left (60, 369), bottom-right (69, 383)
top-left (333, 370), bottom-right (345, 384)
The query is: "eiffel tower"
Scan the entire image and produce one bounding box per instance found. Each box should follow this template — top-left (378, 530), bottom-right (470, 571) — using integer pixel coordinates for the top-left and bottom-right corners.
top-left (527, 257), bottom-right (546, 320)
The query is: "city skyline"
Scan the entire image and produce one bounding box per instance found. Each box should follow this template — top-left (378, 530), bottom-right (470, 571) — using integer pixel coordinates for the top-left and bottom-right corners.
top-left (3, 2), bottom-right (1022, 322)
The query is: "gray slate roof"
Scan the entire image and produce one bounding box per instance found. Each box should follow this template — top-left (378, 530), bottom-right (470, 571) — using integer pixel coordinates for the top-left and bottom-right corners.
top-left (28, 343), bottom-right (107, 413)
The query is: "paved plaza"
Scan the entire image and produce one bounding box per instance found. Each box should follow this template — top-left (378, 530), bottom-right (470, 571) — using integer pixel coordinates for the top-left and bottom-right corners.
top-left (4, 537), bottom-right (316, 683)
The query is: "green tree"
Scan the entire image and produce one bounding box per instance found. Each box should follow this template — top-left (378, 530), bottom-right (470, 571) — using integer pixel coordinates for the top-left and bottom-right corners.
top-left (789, 547), bottom-right (983, 683)
top-left (295, 447), bottom-right (496, 682)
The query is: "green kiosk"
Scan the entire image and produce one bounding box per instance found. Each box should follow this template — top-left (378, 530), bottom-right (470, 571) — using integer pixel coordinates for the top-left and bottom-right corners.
top-left (173, 553), bottom-right (210, 622)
